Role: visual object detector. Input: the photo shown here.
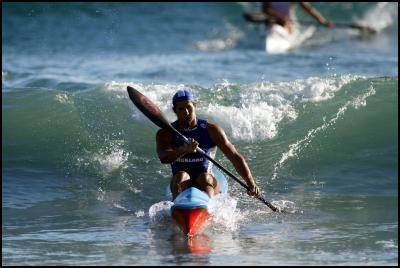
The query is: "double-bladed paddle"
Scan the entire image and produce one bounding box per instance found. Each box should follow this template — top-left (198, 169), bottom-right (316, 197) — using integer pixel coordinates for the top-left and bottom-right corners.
top-left (127, 86), bottom-right (279, 212)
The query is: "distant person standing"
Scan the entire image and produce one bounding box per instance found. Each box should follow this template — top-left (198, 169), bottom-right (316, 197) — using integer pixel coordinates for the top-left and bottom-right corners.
top-left (262, 2), bottom-right (334, 33)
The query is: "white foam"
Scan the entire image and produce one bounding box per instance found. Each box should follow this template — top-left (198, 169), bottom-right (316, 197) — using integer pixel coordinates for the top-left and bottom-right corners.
top-left (134, 210), bottom-right (145, 217)
top-left (208, 194), bottom-right (245, 232)
top-left (148, 201), bottom-right (173, 223)
top-left (204, 101), bottom-right (289, 141)
top-left (356, 2), bottom-right (397, 31)
top-left (107, 75), bottom-right (361, 142)
top-left (280, 75), bottom-right (360, 103)
top-left (204, 75), bottom-right (360, 141)
top-left (271, 200), bottom-right (302, 214)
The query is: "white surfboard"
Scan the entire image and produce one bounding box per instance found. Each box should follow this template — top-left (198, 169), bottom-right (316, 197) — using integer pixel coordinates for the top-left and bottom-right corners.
top-left (265, 24), bottom-right (316, 54)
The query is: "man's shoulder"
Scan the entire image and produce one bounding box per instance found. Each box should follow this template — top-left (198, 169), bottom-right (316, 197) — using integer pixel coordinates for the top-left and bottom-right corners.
top-left (206, 122), bottom-right (225, 135)
top-left (206, 121), bottom-right (219, 130)
top-left (156, 128), bottom-right (173, 139)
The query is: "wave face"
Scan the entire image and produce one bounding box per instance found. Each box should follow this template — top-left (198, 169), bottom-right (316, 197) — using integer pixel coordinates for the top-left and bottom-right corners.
top-left (3, 76), bottom-right (397, 198)
top-left (2, 2), bottom-right (398, 266)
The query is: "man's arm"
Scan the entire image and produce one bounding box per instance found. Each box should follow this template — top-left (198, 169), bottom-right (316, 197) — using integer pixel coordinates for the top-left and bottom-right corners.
top-left (299, 2), bottom-right (333, 27)
top-left (156, 129), bottom-right (198, 164)
top-left (207, 123), bottom-right (261, 197)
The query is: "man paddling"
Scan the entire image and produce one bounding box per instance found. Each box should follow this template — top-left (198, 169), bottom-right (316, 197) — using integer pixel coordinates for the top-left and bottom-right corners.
top-left (262, 2), bottom-right (333, 33)
top-left (156, 90), bottom-right (261, 200)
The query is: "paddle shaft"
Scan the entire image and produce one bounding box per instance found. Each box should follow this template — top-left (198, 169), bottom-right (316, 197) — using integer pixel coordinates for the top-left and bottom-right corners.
top-left (296, 19), bottom-right (376, 32)
top-left (127, 86), bottom-right (278, 212)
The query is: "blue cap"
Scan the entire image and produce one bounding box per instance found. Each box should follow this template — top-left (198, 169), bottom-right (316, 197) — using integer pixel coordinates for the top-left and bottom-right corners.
top-left (172, 90), bottom-right (195, 107)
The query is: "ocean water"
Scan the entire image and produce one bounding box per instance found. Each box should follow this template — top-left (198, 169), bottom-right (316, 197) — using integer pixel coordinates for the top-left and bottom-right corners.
top-left (2, 2), bottom-right (398, 266)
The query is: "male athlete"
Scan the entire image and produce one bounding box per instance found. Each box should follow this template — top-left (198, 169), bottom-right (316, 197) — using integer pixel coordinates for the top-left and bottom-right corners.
top-left (156, 90), bottom-right (261, 200)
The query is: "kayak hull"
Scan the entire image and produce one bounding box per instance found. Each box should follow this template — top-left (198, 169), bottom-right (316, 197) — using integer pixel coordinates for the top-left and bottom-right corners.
top-left (168, 166), bottom-right (228, 236)
top-left (171, 207), bottom-right (210, 237)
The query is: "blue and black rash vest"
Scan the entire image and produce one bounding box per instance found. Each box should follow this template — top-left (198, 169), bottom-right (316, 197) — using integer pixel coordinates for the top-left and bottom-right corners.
top-left (171, 118), bottom-right (216, 177)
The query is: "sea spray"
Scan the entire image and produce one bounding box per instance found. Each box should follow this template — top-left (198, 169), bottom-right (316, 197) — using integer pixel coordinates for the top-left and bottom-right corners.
top-left (208, 193), bottom-right (245, 232)
top-left (106, 75), bottom-right (362, 142)
top-left (149, 200), bottom-right (174, 224)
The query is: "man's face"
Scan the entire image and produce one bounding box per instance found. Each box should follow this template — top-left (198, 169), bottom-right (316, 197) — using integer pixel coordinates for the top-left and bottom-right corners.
top-left (173, 100), bottom-right (196, 123)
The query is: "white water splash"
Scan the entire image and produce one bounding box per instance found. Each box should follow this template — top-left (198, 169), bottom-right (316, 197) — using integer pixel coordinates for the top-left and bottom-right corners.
top-left (106, 75), bottom-right (362, 142)
top-left (356, 2), bottom-right (397, 31)
top-left (76, 139), bottom-right (131, 176)
top-left (271, 200), bottom-right (303, 214)
top-left (208, 194), bottom-right (245, 232)
top-left (148, 201), bottom-right (173, 223)
top-left (92, 148), bottom-right (130, 175)
top-left (135, 210), bottom-right (145, 217)
top-left (204, 75), bottom-right (361, 141)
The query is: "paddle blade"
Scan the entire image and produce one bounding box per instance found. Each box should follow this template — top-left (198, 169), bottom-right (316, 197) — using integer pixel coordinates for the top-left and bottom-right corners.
top-left (127, 86), bottom-right (172, 130)
top-left (349, 24), bottom-right (377, 34)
